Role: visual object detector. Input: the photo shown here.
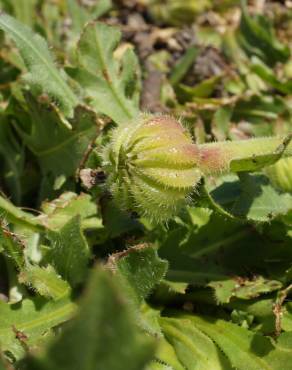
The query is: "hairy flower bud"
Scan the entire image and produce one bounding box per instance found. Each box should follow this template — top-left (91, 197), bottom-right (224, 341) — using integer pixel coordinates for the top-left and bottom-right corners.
top-left (102, 114), bottom-right (292, 221)
top-left (266, 158), bottom-right (292, 193)
top-left (102, 114), bottom-right (201, 221)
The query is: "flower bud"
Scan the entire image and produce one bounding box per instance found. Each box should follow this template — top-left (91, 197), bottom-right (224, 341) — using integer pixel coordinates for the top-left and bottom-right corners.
top-left (102, 114), bottom-right (201, 221)
top-left (266, 157), bottom-right (292, 193)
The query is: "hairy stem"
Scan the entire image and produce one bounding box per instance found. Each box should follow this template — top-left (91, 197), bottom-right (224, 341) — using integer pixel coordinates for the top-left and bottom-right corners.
top-left (196, 135), bottom-right (292, 175)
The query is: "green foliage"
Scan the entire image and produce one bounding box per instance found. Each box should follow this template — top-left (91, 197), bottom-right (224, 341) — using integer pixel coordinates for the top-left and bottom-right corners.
top-left (0, 297), bottom-right (76, 360)
top-left (24, 268), bottom-right (155, 370)
top-left (160, 316), bottom-right (232, 369)
top-left (0, 2), bottom-right (292, 370)
top-left (47, 215), bottom-right (90, 286)
top-left (239, 0), bottom-right (290, 66)
top-left (165, 313), bottom-right (292, 370)
top-left (68, 22), bottom-right (140, 123)
top-left (0, 14), bottom-right (77, 117)
top-left (113, 245), bottom-right (168, 305)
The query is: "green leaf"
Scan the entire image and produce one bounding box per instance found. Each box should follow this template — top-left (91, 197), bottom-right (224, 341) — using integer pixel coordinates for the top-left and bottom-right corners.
top-left (101, 199), bottom-right (142, 238)
top-left (176, 75), bottom-right (222, 102)
top-left (24, 268), bottom-right (155, 370)
top-left (0, 219), bottom-right (24, 269)
top-left (66, 0), bottom-right (112, 35)
top-left (207, 173), bottom-right (292, 222)
top-left (69, 21), bottom-right (140, 123)
top-left (39, 192), bottom-right (99, 230)
top-left (170, 46), bottom-right (198, 86)
top-left (231, 174), bottom-right (292, 221)
top-left (146, 363), bottom-right (174, 370)
top-left (239, 0), bottom-right (290, 66)
top-left (174, 313), bottom-right (292, 370)
top-left (154, 334), bottom-right (185, 370)
top-left (0, 194), bottom-right (42, 231)
top-left (0, 115), bottom-right (24, 204)
top-left (160, 317), bottom-right (232, 370)
top-left (251, 58), bottom-right (292, 94)
top-left (211, 106), bottom-right (232, 141)
top-left (0, 14), bottom-right (77, 117)
top-left (47, 215), bottom-right (90, 286)
top-left (19, 265), bottom-right (71, 301)
top-left (111, 245), bottom-right (168, 305)
top-left (209, 276), bottom-right (282, 304)
top-left (10, 0), bottom-right (38, 27)
top-left (0, 297), bottom-right (76, 361)
top-left (13, 94), bottom-right (100, 181)
top-left (158, 225), bottom-right (231, 285)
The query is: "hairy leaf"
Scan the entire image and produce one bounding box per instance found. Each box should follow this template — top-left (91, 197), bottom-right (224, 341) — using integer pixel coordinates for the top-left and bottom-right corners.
top-left (13, 95), bottom-right (100, 181)
top-left (110, 245), bottom-right (168, 305)
top-left (160, 316), bottom-right (232, 370)
top-left (0, 297), bottom-right (76, 361)
top-left (19, 265), bottom-right (71, 300)
top-left (24, 268), bottom-right (155, 370)
top-left (47, 215), bottom-right (90, 286)
top-left (68, 22), bottom-right (140, 123)
top-left (39, 192), bottom-right (99, 230)
top-left (0, 14), bottom-right (77, 116)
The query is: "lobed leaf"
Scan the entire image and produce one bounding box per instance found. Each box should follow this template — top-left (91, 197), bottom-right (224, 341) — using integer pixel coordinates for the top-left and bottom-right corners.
top-left (47, 215), bottom-right (90, 287)
top-left (68, 22), bottom-right (140, 123)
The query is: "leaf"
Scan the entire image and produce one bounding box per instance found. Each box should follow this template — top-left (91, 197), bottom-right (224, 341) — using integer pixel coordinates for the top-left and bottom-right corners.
top-left (154, 334), bottom-right (185, 370)
top-left (24, 268), bottom-right (155, 370)
top-left (211, 106), bottom-right (232, 141)
top-left (207, 173), bottom-right (292, 222)
top-left (66, 0), bottom-right (112, 36)
top-left (0, 220), bottom-right (25, 269)
top-left (19, 265), bottom-right (71, 301)
top-left (110, 245), bottom-right (168, 305)
top-left (176, 75), bottom-right (222, 102)
top-left (0, 115), bottom-right (24, 204)
top-left (160, 317), bottom-right (232, 370)
top-left (239, 0), bottom-right (290, 66)
top-left (101, 198), bottom-right (142, 238)
top-left (0, 194), bottom-right (42, 231)
top-left (0, 14), bottom-right (77, 117)
top-left (39, 192), bottom-right (99, 230)
top-left (251, 58), bottom-right (292, 94)
top-left (47, 215), bottom-right (90, 286)
top-left (146, 363), bottom-right (173, 370)
top-left (13, 94), bottom-right (100, 181)
top-left (231, 174), bottom-right (292, 221)
top-left (209, 276), bottom-right (282, 304)
top-left (157, 224), bottom-right (232, 285)
top-left (68, 21), bottom-right (140, 123)
top-left (0, 297), bottom-right (76, 361)
top-left (174, 313), bottom-right (292, 370)
top-left (170, 46), bottom-right (198, 86)
top-left (10, 0), bottom-right (38, 27)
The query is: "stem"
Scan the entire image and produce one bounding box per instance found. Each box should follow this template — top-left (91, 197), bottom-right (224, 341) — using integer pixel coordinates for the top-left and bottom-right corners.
top-left (196, 135), bottom-right (292, 175)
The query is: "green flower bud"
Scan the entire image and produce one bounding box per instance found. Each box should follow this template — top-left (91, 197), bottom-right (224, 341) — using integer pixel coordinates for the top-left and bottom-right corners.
top-left (103, 114), bottom-right (292, 221)
top-left (102, 114), bottom-right (201, 221)
top-left (266, 157), bottom-right (292, 193)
